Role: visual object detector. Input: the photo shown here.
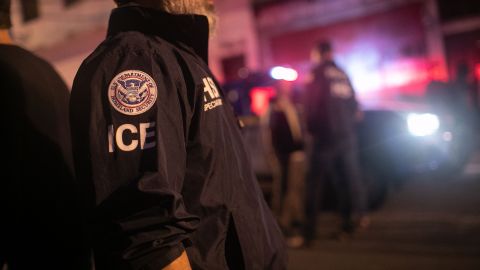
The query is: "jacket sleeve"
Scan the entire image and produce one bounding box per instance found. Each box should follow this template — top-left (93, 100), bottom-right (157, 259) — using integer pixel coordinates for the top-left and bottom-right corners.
top-left (70, 48), bottom-right (200, 270)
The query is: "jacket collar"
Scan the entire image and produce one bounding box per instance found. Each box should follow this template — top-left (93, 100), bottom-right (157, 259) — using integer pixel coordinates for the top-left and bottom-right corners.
top-left (107, 5), bottom-right (210, 63)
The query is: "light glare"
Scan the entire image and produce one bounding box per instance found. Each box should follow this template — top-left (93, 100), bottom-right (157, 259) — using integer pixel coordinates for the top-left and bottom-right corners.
top-left (270, 66), bottom-right (298, 81)
top-left (407, 113), bottom-right (440, 137)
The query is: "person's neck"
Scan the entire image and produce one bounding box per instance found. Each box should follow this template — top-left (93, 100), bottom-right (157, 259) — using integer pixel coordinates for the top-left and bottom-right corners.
top-left (0, 29), bottom-right (13, 44)
top-left (119, 1), bottom-right (162, 10)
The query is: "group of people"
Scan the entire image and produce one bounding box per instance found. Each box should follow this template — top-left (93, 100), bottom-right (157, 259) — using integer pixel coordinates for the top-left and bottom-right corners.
top-left (1, 0), bottom-right (287, 269)
top-left (1, 0), bottom-right (370, 265)
top-left (265, 41), bottom-right (369, 247)
top-left (7, 0), bottom-right (450, 267)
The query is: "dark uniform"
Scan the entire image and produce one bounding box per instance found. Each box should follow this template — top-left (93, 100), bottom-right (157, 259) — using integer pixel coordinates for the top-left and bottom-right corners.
top-left (0, 44), bottom-right (88, 270)
top-left (70, 6), bottom-right (286, 270)
top-left (304, 60), bottom-right (366, 238)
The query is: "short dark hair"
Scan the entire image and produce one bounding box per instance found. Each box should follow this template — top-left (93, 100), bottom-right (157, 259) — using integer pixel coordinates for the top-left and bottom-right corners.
top-left (0, 0), bottom-right (11, 29)
top-left (316, 40), bottom-right (332, 55)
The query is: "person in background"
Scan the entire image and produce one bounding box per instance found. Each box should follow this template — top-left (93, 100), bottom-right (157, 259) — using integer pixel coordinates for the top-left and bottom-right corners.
top-left (449, 62), bottom-right (478, 162)
top-left (302, 40), bottom-right (368, 245)
top-left (448, 63), bottom-right (473, 117)
top-left (263, 79), bottom-right (306, 245)
top-left (450, 62), bottom-right (477, 128)
top-left (70, 0), bottom-right (287, 269)
top-left (0, 0), bottom-right (89, 269)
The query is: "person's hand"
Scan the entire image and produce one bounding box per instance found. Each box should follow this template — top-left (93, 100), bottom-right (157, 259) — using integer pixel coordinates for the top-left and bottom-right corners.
top-left (163, 251), bottom-right (191, 270)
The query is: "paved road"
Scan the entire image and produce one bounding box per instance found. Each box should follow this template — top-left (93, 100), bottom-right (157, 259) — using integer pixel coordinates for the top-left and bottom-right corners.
top-left (288, 153), bottom-right (480, 270)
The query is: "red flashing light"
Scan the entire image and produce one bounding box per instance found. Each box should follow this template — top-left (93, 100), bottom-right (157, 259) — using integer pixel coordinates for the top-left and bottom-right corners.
top-left (475, 63), bottom-right (480, 79)
top-left (383, 59), bottom-right (429, 88)
top-left (250, 87), bottom-right (275, 116)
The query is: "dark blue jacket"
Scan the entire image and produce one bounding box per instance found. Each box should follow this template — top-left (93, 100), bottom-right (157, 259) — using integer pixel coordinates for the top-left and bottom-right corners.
top-left (70, 6), bottom-right (286, 270)
top-left (1, 44), bottom-right (89, 270)
top-left (305, 60), bottom-right (359, 145)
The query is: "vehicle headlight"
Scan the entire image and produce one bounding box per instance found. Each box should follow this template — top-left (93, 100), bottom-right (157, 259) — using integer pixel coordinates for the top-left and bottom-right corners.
top-left (407, 113), bottom-right (440, 136)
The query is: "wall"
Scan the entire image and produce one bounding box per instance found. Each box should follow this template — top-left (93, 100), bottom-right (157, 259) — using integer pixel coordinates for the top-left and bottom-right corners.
top-left (209, 0), bottom-right (260, 82)
top-left (10, 0), bottom-right (113, 86)
top-left (254, 0), bottom-right (451, 102)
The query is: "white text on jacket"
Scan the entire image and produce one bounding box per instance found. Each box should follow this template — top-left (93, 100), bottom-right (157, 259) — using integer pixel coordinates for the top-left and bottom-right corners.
top-left (108, 122), bottom-right (156, 152)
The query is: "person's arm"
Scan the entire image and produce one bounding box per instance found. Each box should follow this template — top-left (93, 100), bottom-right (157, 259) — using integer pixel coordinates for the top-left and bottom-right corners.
top-left (349, 78), bottom-right (363, 122)
top-left (70, 47), bottom-right (199, 270)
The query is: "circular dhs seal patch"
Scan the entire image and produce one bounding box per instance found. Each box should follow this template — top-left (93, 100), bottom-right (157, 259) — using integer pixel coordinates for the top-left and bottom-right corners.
top-left (108, 70), bottom-right (158, 115)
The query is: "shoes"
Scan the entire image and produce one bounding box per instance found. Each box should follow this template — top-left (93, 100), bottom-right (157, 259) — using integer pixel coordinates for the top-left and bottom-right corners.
top-left (330, 230), bottom-right (354, 241)
top-left (286, 235), bottom-right (306, 248)
top-left (357, 216), bottom-right (371, 231)
top-left (283, 216), bottom-right (372, 247)
top-left (331, 216), bottom-right (371, 241)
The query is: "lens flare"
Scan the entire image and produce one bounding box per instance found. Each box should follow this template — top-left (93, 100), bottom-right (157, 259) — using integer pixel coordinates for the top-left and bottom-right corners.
top-left (270, 66), bottom-right (298, 81)
top-left (407, 113), bottom-right (440, 137)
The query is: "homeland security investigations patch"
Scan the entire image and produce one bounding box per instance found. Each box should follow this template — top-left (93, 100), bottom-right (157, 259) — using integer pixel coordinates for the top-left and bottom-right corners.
top-left (108, 70), bottom-right (157, 115)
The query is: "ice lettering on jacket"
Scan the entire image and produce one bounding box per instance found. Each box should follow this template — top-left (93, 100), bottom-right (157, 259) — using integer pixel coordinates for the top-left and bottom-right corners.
top-left (203, 77), bottom-right (223, 111)
top-left (330, 81), bottom-right (352, 98)
top-left (108, 70), bottom-right (158, 115)
top-left (108, 122), bottom-right (156, 153)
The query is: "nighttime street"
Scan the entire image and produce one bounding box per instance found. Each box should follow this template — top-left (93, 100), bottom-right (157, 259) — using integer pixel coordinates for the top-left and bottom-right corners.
top-left (288, 152), bottom-right (480, 270)
top-left (2, 0), bottom-right (480, 269)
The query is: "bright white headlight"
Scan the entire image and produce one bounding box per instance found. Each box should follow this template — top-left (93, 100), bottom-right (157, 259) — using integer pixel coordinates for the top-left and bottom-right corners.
top-left (269, 66), bottom-right (298, 81)
top-left (407, 113), bottom-right (440, 137)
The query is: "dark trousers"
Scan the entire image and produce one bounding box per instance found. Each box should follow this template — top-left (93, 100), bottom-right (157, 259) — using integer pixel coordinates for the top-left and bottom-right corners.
top-left (276, 151), bottom-right (292, 204)
top-left (304, 139), bottom-right (366, 239)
